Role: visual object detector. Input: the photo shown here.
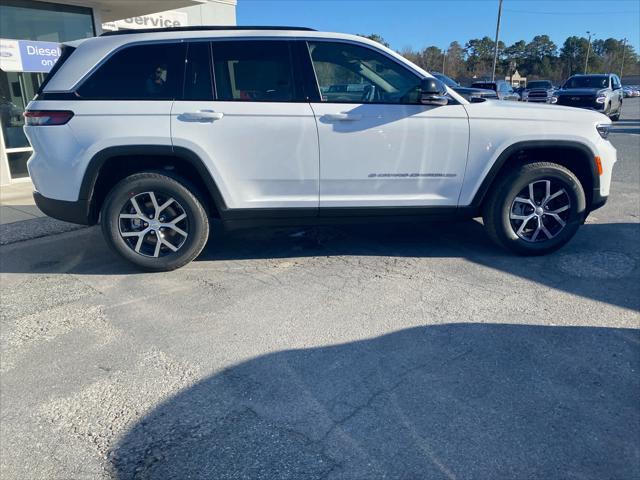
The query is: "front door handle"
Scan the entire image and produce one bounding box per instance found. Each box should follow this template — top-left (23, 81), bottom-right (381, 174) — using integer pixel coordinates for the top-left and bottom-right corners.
top-left (323, 113), bottom-right (363, 121)
top-left (180, 110), bottom-right (224, 121)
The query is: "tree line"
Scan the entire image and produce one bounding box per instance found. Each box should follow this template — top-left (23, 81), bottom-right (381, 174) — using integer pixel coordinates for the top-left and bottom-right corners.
top-left (361, 33), bottom-right (640, 85)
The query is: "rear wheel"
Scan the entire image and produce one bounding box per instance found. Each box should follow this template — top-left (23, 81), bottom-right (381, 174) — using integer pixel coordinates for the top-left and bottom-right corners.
top-left (483, 162), bottom-right (586, 255)
top-left (101, 172), bottom-right (209, 271)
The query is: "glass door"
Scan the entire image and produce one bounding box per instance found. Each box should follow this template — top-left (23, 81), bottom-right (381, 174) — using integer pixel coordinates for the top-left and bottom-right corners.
top-left (0, 70), bottom-right (44, 179)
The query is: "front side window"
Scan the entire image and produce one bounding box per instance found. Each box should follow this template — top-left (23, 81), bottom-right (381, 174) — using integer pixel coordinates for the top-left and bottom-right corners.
top-left (308, 41), bottom-right (421, 104)
top-left (212, 40), bottom-right (299, 102)
top-left (612, 76), bottom-right (621, 89)
top-left (78, 42), bottom-right (185, 100)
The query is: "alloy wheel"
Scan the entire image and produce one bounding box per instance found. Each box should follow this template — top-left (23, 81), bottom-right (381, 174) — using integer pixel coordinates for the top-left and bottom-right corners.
top-left (509, 179), bottom-right (571, 242)
top-left (118, 191), bottom-right (189, 257)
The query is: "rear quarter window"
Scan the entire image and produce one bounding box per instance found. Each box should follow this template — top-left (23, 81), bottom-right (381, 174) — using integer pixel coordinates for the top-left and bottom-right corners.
top-left (77, 42), bottom-right (186, 100)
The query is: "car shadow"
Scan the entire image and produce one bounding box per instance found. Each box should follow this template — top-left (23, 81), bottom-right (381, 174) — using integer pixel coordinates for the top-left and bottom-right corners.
top-left (1, 220), bottom-right (638, 311)
top-left (109, 323), bottom-right (640, 479)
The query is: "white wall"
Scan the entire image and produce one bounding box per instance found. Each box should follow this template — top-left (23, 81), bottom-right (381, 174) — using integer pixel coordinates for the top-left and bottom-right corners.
top-left (177, 0), bottom-right (237, 25)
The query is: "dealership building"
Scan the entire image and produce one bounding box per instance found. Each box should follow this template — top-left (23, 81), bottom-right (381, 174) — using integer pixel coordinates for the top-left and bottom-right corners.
top-left (0, 0), bottom-right (237, 186)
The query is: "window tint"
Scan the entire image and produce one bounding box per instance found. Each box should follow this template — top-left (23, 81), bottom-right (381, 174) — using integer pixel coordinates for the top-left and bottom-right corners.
top-left (563, 76), bottom-right (608, 89)
top-left (183, 42), bottom-right (213, 101)
top-left (78, 43), bottom-right (185, 99)
top-left (308, 41), bottom-right (421, 104)
top-left (471, 82), bottom-right (497, 92)
top-left (212, 40), bottom-right (299, 102)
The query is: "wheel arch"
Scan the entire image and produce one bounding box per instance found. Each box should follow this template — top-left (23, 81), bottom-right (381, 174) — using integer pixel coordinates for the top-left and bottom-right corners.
top-left (82, 145), bottom-right (227, 224)
top-left (467, 140), bottom-right (601, 215)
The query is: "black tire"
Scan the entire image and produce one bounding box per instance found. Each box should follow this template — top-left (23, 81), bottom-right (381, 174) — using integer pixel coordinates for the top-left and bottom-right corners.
top-left (610, 100), bottom-right (622, 121)
top-left (101, 172), bottom-right (209, 271)
top-left (483, 162), bottom-right (586, 255)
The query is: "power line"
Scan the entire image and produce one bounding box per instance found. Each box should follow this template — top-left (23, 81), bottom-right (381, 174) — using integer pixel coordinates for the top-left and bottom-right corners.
top-left (504, 8), bottom-right (640, 15)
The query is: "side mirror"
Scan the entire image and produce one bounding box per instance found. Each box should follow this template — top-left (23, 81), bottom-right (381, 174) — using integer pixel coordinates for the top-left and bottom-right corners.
top-left (420, 78), bottom-right (448, 106)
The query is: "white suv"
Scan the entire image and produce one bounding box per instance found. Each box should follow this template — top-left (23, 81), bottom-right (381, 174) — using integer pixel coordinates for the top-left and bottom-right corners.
top-left (25, 27), bottom-right (616, 271)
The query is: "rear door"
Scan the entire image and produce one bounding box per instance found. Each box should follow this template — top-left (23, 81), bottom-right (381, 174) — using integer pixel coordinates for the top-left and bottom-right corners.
top-left (171, 39), bottom-right (319, 212)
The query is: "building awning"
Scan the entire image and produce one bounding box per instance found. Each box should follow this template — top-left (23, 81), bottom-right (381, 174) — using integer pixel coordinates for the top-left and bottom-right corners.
top-left (46, 0), bottom-right (209, 22)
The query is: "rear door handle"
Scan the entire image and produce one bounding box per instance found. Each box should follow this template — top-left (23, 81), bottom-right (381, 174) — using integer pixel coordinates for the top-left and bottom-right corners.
top-left (323, 113), bottom-right (363, 121)
top-left (180, 110), bottom-right (224, 121)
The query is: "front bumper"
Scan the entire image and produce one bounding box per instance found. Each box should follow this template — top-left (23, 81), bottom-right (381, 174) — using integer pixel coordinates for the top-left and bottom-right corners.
top-left (33, 191), bottom-right (92, 225)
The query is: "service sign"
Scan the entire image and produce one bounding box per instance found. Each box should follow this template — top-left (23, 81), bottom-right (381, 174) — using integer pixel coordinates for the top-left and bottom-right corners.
top-left (0, 38), bottom-right (61, 73)
top-left (102, 10), bottom-right (188, 32)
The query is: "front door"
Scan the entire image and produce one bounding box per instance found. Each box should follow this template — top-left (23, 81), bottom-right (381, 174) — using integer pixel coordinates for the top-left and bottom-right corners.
top-left (305, 40), bottom-right (469, 208)
top-left (171, 40), bottom-right (319, 211)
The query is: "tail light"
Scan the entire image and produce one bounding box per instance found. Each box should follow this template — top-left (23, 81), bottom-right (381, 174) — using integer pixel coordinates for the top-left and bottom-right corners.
top-left (24, 110), bottom-right (74, 126)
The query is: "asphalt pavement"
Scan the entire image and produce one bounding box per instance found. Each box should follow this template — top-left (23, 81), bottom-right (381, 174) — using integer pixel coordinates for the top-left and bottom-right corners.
top-left (1, 99), bottom-right (639, 480)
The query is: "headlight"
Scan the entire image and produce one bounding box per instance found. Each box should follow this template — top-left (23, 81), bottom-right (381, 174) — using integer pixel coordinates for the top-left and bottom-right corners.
top-left (550, 96), bottom-right (558, 104)
top-left (595, 95), bottom-right (606, 104)
top-left (596, 123), bottom-right (611, 139)
top-left (522, 91), bottom-right (529, 99)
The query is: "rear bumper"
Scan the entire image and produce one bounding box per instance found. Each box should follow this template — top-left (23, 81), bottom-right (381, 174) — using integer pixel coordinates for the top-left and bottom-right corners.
top-left (33, 191), bottom-right (92, 225)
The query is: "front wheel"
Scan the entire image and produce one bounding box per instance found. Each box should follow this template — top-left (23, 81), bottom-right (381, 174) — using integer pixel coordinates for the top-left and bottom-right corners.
top-left (101, 172), bottom-right (210, 271)
top-left (483, 162), bottom-right (586, 255)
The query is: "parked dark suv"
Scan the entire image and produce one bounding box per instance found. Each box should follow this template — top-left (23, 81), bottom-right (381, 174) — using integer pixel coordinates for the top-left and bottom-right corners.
top-left (470, 80), bottom-right (520, 101)
top-left (552, 74), bottom-right (623, 120)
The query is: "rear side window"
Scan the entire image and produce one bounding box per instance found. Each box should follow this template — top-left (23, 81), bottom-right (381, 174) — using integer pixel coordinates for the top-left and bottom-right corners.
top-left (78, 42), bottom-right (185, 100)
top-left (37, 45), bottom-right (76, 95)
top-left (183, 42), bottom-right (213, 101)
top-left (212, 40), bottom-right (300, 102)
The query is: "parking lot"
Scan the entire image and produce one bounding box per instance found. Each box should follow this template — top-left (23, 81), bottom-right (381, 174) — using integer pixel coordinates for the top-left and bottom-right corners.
top-left (1, 99), bottom-right (639, 479)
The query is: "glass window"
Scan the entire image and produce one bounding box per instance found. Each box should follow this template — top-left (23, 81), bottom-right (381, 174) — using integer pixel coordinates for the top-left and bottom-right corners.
top-left (0, 71), bottom-right (43, 149)
top-left (78, 43), bottom-right (185, 100)
top-left (612, 76), bottom-right (621, 89)
top-left (563, 76), bottom-right (609, 89)
top-left (183, 42), bottom-right (213, 101)
top-left (308, 41), bottom-right (421, 104)
top-left (7, 150), bottom-right (31, 178)
top-left (212, 40), bottom-right (299, 102)
top-left (0, 0), bottom-right (94, 43)
top-left (471, 82), bottom-right (497, 92)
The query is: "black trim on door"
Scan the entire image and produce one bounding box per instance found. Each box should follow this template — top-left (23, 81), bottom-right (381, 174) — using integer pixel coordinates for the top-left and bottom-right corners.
top-left (468, 140), bottom-right (603, 212)
top-left (80, 145), bottom-right (229, 224)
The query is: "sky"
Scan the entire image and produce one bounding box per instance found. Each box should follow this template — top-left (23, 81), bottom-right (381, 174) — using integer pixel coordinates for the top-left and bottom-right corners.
top-left (237, 0), bottom-right (640, 52)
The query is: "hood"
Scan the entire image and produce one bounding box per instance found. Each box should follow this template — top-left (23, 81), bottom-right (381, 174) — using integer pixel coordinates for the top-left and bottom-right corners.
top-left (464, 97), bottom-right (610, 124)
top-left (556, 88), bottom-right (605, 96)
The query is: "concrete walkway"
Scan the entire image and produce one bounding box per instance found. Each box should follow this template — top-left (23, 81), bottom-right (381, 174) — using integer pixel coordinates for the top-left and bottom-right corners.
top-left (0, 181), bottom-right (86, 245)
top-left (0, 181), bottom-right (44, 225)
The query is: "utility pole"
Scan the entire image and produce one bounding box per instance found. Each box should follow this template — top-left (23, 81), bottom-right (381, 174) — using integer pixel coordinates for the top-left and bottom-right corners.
top-left (584, 31), bottom-right (593, 74)
top-left (491, 0), bottom-right (504, 82)
top-left (442, 51), bottom-right (446, 74)
top-left (620, 37), bottom-right (627, 78)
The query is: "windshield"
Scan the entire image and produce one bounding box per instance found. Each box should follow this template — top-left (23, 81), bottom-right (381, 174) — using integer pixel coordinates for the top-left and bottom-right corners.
top-left (471, 82), bottom-right (496, 91)
top-left (563, 76), bottom-right (608, 89)
top-left (432, 73), bottom-right (459, 88)
top-left (527, 81), bottom-right (552, 89)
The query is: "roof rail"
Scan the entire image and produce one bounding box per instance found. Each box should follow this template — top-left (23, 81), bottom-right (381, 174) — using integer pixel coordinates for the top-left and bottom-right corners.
top-left (100, 25), bottom-right (316, 37)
